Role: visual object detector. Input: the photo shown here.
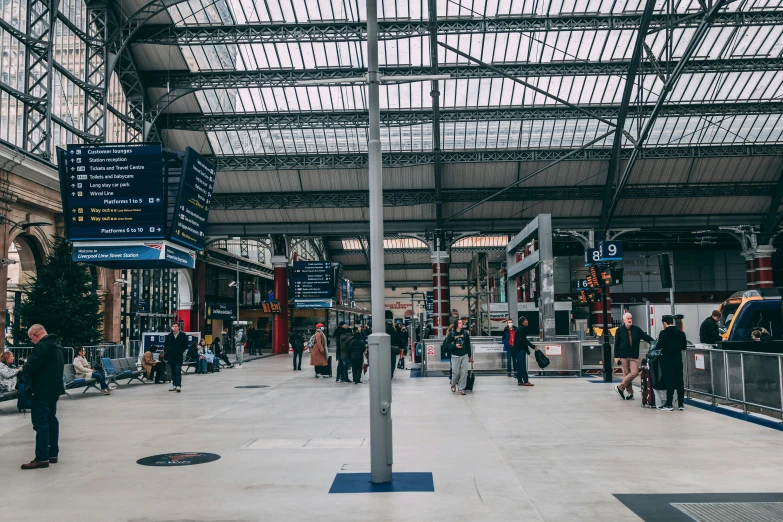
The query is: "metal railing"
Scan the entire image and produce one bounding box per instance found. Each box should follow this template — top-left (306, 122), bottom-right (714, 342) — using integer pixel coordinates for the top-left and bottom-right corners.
top-left (6, 346), bottom-right (75, 364)
top-left (4, 344), bottom-right (126, 365)
top-left (685, 346), bottom-right (783, 422)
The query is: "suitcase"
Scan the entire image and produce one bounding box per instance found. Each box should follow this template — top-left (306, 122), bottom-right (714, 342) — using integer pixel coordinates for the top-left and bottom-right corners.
top-left (315, 356), bottom-right (333, 377)
top-left (639, 365), bottom-right (655, 408)
top-left (464, 362), bottom-right (475, 392)
top-left (397, 353), bottom-right (405, 370)
top-left (207, 362), bottom-right (214, 373)
top-left (653, 389), bottom-right (678, 408)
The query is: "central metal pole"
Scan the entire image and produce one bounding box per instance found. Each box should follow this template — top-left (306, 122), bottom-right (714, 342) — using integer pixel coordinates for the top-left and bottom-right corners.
top-left (601, 286), bottom-right (612, 383)
top-left (367, 0), bottom-right (393, 484)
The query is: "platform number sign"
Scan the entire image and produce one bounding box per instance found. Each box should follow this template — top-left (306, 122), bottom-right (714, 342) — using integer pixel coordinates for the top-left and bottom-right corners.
top-left (599, 241), bottom-right (623, 261)
top-left (584, 248), bottom-right (600, 266)
top-left (576, 279), bottom-right (589, 290)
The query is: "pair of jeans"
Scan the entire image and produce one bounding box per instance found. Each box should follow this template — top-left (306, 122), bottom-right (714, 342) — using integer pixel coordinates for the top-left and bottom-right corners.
top-left (336, 357), bottom-right (345, 381)
top-left (662, 359), bottom-right (685, 408)
top-left (515, 351), bottom-right (529, 383)
top-left (92, 371), bottom-right (108, 390)
top-left (351, 358), bottom-right (363, 383)
top-left (170, 363), bottom-right (182, 387)
top-left (451, 354), bottom-right (470, 391)
top-left (618, 358), bottom-right (640, 394)
top-left (218, 354), bottom-right (231, 367)
top-left (149, 364), bottom-right (164, 382)
top-left (196, 359), bottom-right (207, 373)
top-left (342, 357), bottom-right (352, 381)
top-left (506, 349), bottom-right (516, 374)
top-left (293, 350), bottom-right (303, 370)
top-left (31, 398), bottom-right (59, 462)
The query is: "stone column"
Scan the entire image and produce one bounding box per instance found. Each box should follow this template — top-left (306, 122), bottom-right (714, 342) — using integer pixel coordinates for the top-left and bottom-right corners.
top-left (754, 245), bottom-right (776, 288)
top-left (272, 255), bottom-right (289, 355)
top-left (96, 267), bottom-right (122, 343)
top-left (431, 249), bottom-right (450, 338)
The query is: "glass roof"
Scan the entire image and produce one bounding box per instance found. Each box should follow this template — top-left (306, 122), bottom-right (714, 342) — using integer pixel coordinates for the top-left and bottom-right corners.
top-left (159, 0), bottom-right (783, 156)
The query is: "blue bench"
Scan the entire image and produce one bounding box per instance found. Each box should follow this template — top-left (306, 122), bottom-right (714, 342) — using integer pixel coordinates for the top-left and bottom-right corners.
top-left (63, 364), bottom-right (100, 397)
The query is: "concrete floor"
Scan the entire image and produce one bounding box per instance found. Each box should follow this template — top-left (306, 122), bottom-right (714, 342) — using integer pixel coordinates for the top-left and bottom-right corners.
top-left (1, 354), bottom-right (781, 522)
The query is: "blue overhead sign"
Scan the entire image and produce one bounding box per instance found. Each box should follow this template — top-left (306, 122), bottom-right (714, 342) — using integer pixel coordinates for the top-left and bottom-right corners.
top-left (291, 261), bottom-right (334, 299)
top-left (59, 144), bottom-right (165, 241)
top-left (72, 242), bottom-right (195, 269)
top-left (170, 147), bottom-right (216, 251)
top-left (576, 279), bottom-right (589, 290)
top-left (599, 241), bottom-right (623, 261)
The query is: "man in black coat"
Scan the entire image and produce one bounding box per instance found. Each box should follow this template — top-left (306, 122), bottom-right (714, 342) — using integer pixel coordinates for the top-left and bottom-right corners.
top-left (164, 323), bottom-right (188, 392)
top-left (699, 310), bottom-right (722, 344)
top-left (21, 324), bottom-right (65, 470)
top-left (614, 312), bottom-right (654, 400)
top-left (290, 332), bottom-right (305, 371)
top-left (512, 317), bottom-right (538, 387)
top-left (658, 315), bottom-right (687, 410)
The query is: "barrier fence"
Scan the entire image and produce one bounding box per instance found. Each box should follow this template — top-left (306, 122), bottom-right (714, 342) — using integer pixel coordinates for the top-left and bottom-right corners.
top-left (4, 345), bottom-right (126, 365)
top-left (685, 346), bottom-right (783, 422)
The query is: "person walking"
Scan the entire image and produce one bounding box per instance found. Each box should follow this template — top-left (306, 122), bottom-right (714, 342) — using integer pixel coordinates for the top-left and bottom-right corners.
top-left (349, 333), bottom-right (366, 384)
top-left (310, 323), bottom-right (329, 378)
top-left (502, 319), bottom-right (517, 377)
top-left (164, 323), bottom-right (188, 392)
top-left (20, 324), bottom-right (65, 470)
top-left (614, 312), bottom-right (654, 400)
top-left (658, 315), bottom-right (687, 411)
top-left (234, 327), bottom-right (246, 368)
top-left (387, 324), bottom-right (402, 378)
top-left (512, 316), bottom-right (538, 387)
top-left (699, 310), bottom-right (722, 344)
top-left (73, 347), bottom-right (111, 395)
top-left (290, 331), bottom-right (305, 371)
top-left (334, 321), bottom-right (350, 382)
top-left (443, 319), bottom-right (472, 395)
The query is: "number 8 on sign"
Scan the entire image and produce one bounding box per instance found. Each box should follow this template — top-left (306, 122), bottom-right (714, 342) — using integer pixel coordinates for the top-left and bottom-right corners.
top-left (584, 248), bottom-right (600, 266)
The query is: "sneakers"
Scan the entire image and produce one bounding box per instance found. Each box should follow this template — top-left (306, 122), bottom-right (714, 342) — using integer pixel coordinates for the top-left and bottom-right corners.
top-left (678, 406), bottom-right (685, 411)
top-left (522, 382), bottom-right (534, 387)
top-left (21, 461), bottom-right (49, 470)
top-left (625, 394), bottom-right (635, 400)
top-left (169, 386), bottom-right (176, 391)
top-left (615, 385), bottom-right (625, 400)
top-left (661, 405), bottom-right (674, 411)
top-left (236, 365), bottom-right (243, 369)
top-left (176, 386), bottom-right (181, 393)
top-left (100, 389), bottom-right (111, 395)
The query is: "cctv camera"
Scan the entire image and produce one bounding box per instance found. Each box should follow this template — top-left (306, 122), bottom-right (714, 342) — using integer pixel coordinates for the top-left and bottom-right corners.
top-left (0, 258), bottom-right (18, 266)
top-left (114, 278), bottom-right (129, 285)
top-left (228, 281), bottom-right (237, 287)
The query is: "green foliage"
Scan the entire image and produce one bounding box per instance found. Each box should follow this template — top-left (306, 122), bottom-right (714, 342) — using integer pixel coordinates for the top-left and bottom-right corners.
top-left (14, 237), bottom-right (103, 346)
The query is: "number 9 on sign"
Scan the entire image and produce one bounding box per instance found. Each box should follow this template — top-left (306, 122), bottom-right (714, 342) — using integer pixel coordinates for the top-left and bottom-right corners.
top-left (599, 241), bottom-right (623, 261)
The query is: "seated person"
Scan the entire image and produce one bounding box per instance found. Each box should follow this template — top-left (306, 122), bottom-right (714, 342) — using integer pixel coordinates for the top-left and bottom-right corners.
top-left (186, 342), bottom-right (200, 373)
top-left (73, 347), bottom-right (111, 395)
top-left (751, 328), bottom-right (773, 343)
top-left (0, 351), bottom-right (22, 393)
top-left (142, 346), bottom-right (165, 383)
top-left (213, 337), bottom-right (233, 368)
top-left (196, 339), bottom-right (208, 374)
top-left (204, 344), bottom-right (216, 371)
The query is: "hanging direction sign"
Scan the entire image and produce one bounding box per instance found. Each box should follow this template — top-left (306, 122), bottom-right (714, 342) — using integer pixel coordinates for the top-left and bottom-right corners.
top-left (170, 147), bottom-right (216, 250)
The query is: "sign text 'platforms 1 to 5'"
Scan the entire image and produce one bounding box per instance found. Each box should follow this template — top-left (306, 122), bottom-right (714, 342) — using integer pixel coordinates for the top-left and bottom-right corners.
top-left (170, 147), bottom-right (216, 251)
top-left (60, 144), bottom-right (165, 241)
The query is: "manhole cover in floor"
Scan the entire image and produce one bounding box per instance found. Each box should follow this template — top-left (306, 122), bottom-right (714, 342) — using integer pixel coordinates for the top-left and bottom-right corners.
top-left (234, 385), bottom-right (270, 388)
top-left (137, 453), bottom-right (220, 467)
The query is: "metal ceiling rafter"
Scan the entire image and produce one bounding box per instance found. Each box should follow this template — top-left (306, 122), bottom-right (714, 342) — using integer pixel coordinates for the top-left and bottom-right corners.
top-left (603, 0), bottom-right (732, 230)
top-left (599, 0), bottom-right (657, 234)
top-left (155, 102), bottom-right (783, 131)
top-left (208, 183), bottom-right (774, 210)
top-left (209, 144), bottom-right (783, 171)
top-left (140, 58), bottom-right (783, 89)
top-left (130, 11), bottom-right (783, 45)
top-left (428, 0), bottom-right (442, 228)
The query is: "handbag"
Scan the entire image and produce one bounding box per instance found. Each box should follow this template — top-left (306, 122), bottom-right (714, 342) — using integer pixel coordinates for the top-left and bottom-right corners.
top-left (534, 349), bottom-right (550, 369)
top-left (397, 352), bottom-right (405, 370)
top-left (646, 339), bottom-right (662, 360)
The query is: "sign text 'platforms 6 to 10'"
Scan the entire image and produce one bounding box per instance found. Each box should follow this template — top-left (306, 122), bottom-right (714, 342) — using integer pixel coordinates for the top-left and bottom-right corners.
top-left (60, 144), bottom-right (165, 241)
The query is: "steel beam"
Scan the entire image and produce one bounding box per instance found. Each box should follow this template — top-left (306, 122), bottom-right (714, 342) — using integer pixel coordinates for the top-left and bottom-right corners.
top-left (140, 58), bottom-right (783, 89)
top-left (210, 144), bottom-right (783, 170)
top-left (428, 0), bottom-right (442, 228)
top-left (130, 11), bottom-right (783, 45)
top-left (604, 0), bottom-right (730, 229)
top-left (342, 262), bottom-right (503, 271)
top-left (209, 183), bottom-right (773, 210)
top-left (155, 101), bottom-right (783, 131)
top-left (600, 0), bottom-right (657, 233)
top-left (206, 214), bottom-right (766, 237)
top-left (759, 167), bottom-right (783, 244)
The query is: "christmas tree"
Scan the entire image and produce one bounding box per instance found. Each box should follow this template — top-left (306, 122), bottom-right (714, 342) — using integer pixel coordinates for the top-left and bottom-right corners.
top-left (14, 237), bottom-right (103, 346)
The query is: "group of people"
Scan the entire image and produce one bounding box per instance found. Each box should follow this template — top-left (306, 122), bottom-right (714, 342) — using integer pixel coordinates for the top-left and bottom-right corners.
top-left (306, 322), bottom-right (369, 384)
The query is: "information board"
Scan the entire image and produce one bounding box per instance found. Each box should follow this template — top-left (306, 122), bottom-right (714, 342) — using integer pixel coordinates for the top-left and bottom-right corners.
top-left (60, 144), bottom-right (165, 241)
top-left (170, 147), bottom-right (216, 250)
top-left (291, 261), bottom-right (334, 299)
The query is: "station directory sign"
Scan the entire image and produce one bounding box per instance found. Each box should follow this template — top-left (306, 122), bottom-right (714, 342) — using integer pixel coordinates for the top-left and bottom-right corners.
top-left (291, 261), bottom-right (334, 299)
top-left (170, 147), bottom-right (216, 250)
top-left (59, 144), bottom-right (165, 241)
